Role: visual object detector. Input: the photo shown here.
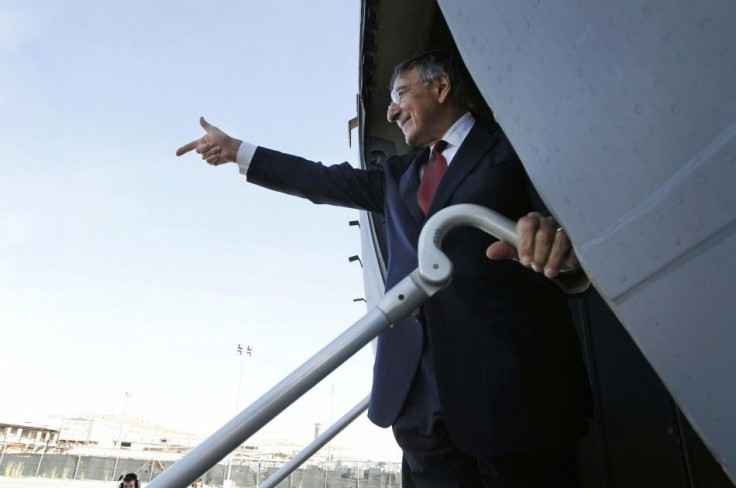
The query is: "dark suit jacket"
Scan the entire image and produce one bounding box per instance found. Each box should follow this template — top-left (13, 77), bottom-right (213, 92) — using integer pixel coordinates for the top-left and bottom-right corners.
top-left (247, 121), bottom-right (591, 457)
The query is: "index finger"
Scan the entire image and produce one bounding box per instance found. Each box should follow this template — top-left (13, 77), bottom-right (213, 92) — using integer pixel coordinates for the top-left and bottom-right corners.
top-left (176, 138), bottom-right (201, 157)
top-left (516, 213), bottom-right (542, 266)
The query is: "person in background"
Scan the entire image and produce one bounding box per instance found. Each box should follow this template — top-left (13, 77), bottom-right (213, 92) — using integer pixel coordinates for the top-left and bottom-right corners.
top-left (118, 473), bottom-right (139, 488)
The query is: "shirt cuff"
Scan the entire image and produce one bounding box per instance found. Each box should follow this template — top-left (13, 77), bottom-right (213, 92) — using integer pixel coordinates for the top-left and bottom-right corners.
top-left (236, 142), bottom-right (258, 176)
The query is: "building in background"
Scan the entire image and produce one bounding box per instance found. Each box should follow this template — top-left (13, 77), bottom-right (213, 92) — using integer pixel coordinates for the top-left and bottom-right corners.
top-left (0, 421), bottom-right (58, 454)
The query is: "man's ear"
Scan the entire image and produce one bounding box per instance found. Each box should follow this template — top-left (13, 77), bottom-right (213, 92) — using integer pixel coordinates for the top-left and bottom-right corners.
top-left (435, 74), bottom-right (452, 103)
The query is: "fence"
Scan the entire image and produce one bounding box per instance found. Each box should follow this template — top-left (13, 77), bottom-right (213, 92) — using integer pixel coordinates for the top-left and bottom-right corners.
top-left (0, 453), bottom-right (400, 487)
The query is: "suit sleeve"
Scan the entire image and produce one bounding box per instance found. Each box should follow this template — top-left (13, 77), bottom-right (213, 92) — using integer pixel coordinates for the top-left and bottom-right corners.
top-left (488, 128), bottom-right (551, 217)
top-left (245, 147), bottom-right (386, 215)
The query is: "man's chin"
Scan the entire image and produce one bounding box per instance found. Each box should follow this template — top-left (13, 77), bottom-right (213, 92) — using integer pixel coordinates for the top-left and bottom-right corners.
top-left (403, 130), bottom-right (429, 147)
top-left (400, 126), bottom-right (414, 145)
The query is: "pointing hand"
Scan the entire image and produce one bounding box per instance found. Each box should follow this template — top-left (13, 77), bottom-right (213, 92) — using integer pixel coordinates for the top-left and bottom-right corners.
top-left (176, 117), bottom-right (242, 166)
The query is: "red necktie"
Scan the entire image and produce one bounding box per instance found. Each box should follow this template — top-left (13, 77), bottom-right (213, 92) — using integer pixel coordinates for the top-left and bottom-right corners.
top-left (418, 140), bottom-right (448, 214)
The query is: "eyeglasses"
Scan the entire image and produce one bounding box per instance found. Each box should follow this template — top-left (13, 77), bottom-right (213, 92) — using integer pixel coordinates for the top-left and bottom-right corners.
top-left (390, 79), bottom-right (433, 105)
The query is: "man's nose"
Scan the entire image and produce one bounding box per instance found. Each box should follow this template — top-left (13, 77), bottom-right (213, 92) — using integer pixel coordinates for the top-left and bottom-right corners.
top-left (387, 102), bottom-right (400, 123)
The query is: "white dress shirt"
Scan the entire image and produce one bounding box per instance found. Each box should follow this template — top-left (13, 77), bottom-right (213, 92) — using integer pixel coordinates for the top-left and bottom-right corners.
top-left (423, 112), bottom-right (475, 176)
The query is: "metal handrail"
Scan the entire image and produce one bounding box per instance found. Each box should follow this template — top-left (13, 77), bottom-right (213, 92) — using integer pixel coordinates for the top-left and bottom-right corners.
top-left (147, 203), bottom-right (584, 487)
top-left (147, 276), bottom-right (439, 488)
top-left (260, 396), bottom-right (370, 488)
top-left (416, 204), bottom-right (588, 294)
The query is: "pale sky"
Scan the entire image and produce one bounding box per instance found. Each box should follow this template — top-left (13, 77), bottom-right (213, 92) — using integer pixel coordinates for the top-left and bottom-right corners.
top-left (0, 0), bottom-right (401, 461)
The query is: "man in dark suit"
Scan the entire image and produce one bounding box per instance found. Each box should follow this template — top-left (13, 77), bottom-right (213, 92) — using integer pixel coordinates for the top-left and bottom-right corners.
top-left (177, 51), bottom-right (591, 487)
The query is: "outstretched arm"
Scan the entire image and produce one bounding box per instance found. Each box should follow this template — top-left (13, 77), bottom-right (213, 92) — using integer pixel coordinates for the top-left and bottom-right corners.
top-left (176, 117), bottom-right (386, 214)
top-left (176, 117), bottom-right (242, 166)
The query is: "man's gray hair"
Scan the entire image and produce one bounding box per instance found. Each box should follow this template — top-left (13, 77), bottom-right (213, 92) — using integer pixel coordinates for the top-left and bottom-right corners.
top-left (390, 50), bottom-right (472, 109)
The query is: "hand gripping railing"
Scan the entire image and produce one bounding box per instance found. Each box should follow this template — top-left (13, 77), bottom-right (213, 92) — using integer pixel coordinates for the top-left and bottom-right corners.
top-left (147, 204), bottom-right (587, 488)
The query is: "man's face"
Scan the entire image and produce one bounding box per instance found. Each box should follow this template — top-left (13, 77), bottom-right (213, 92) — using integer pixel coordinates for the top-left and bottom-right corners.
top-left (386, 68), bottom-right (444, 147)
top-left (122, 481), bottom-right (136, 488)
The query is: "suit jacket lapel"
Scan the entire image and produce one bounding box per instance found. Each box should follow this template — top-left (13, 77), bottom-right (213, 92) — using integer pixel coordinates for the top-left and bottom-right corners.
top-left (399, 147), bottom-right (430, 226)
top-left (426, 122), bottom-right (499, 217)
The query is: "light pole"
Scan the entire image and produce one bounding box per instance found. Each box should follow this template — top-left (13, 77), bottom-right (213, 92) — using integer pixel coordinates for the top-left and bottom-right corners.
top-left (112, 392), bottom-right (133, 480)
top-left (56, 417), bottom-right (65, 451)
top-left (328, 384), bottom-right (334, 461)
top-left (118, 392), bottom-right (133, 447)
top-left (235, 344), bottom-right (252, 412)
top-left (227, 344), bottom-right (252, 486)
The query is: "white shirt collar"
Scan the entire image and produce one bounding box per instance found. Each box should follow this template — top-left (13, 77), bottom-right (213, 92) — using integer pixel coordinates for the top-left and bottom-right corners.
top-left (429, 112), bottom-right (475, 165)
